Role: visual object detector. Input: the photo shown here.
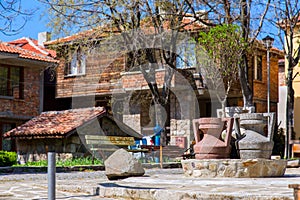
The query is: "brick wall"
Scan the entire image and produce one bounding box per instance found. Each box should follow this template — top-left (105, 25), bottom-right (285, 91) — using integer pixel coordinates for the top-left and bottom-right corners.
top-left (0, 67), bottom-right (42, 118)
top-left (253, 51), bottom-right (280, 113)
top-left (121, 69), bottom-right (168, 90)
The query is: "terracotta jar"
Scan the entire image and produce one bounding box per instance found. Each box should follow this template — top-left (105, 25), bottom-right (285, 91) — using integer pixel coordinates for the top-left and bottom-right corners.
top-left (193, 117), bottom-right (234, 159)
top-left (236, 113), bottom-right (275, 159)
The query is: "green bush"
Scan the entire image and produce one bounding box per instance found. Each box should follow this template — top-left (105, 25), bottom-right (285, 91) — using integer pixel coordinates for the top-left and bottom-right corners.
top-left (0, 151), bottom-right (17, 167)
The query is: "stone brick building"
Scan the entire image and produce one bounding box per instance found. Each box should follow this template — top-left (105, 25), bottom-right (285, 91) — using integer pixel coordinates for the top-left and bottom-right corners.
top-left (0, 37), bottom-right (58, 151)
top-left (43, 28), bottom-right (283, 150)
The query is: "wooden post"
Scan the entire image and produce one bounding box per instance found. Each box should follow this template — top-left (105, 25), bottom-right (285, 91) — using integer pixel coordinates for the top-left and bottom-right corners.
top-left (160, 144), bottom-right (163, 168)
top-left (289, 184), bottom-right (300, 200)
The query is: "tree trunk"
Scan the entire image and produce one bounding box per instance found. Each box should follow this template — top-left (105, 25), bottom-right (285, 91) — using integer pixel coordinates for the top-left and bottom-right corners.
top-left (239, 0), bottom-right (254, 109)
top-left (141, 63), bottom-right (173, 146)
top-left (239, 53), bottom-right (253, 108)
top-left (221, 100), bottom-right (226, 118)
top-left (285, 65), bottom-right (294, 159)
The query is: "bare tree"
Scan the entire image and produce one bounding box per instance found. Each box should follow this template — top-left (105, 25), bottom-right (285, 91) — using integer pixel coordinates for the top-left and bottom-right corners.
top-left (0, 0), bottom-right (34, 36)
top-left (271, 0), bottom-right (300, 158)
top-left (40, 0), bottom-right (209, 144)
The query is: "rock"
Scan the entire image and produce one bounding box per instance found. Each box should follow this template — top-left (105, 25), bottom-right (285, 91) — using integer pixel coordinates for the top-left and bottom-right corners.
top-left (104, 149), bottom-right (145, 180)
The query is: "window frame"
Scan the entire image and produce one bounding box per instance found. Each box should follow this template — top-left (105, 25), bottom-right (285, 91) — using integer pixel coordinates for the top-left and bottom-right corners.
top-left (176, 40), bottom-right (197, 69)
top-left (64, 48), bottom-right (86, 77)
top-left (0, 65), bottom-right (24, 99)
top-left (254, 55), bottom-right (263, 81)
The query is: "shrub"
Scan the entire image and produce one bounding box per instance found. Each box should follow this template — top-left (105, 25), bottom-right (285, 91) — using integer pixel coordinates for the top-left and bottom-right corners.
top-left (0, 151), bottom-right (17, 167)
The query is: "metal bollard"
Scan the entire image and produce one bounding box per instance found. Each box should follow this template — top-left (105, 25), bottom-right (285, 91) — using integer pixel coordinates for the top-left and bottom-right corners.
top-left (48, 151), bottom-right (56, 200)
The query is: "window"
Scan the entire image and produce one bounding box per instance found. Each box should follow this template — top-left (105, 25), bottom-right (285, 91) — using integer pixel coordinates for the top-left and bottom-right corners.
top-left (254, 55), bottom-right (262, 81)
top-left (176, 41), bottom-right (196, 69)
top-left (0, 65), bottom-right (24, 98)
top-left (65, 48), bottom-right (86, 76)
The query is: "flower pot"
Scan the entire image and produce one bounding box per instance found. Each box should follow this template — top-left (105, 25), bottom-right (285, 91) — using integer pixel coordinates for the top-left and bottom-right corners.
top-left (192, 117), bottom-right (234, 159)
top-left (236, 113), bottom-right (275, 159)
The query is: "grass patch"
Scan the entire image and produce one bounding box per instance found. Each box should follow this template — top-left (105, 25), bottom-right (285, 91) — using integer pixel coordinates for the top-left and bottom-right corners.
top-left (14, 156), bottom-right (103, 167)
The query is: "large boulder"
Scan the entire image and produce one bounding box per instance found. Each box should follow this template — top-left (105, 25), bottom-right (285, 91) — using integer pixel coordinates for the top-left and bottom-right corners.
top-left (104, 149), bottom-right (145, 180)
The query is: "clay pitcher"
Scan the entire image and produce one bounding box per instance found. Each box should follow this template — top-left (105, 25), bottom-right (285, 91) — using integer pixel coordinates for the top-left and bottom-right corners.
top-left (193, 117), bottom-right (234, 159)
top-left (236, 113), bottom-right (275, 159)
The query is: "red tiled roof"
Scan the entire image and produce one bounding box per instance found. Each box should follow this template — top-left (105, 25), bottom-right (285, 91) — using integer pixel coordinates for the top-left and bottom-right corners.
top-left (0, 41), bottom-right (58, 63)
top-left (45, 17), bottom-right (207, 45)
top-left (44, 27), bottom-right (114, 45)
top-left (4, 107), bottom-right (106, 138)
top-left (8, 37), bottom-right (57, 58)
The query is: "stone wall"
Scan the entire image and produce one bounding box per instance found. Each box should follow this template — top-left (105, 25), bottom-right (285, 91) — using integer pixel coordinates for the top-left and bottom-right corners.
top-left (16, 135), bottom-right (85, 164)
top-left (123, 114), bottom-right (141, 134)
top-left (170, 119), bottom-right (192, 149)
top-left (181, 159), bottom-right (287, 178)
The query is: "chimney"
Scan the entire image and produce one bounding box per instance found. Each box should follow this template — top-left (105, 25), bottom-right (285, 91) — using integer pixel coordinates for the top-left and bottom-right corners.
top-left (196, 10), bottom-right (208, 20)
top-left (38, 32), bottom-right (51, 47)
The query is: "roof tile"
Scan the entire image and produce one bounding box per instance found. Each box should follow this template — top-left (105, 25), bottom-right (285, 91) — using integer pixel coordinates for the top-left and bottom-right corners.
top-left (0, 38), bottom-right (58, 63)
top-left (4, 107), bottom-right (106, 138)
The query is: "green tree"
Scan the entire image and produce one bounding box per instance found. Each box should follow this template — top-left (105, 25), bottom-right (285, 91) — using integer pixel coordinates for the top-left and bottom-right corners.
top-left (197, 24), bottom-right (247, 117)
top-left (195, 0), bottom-right (271, 109)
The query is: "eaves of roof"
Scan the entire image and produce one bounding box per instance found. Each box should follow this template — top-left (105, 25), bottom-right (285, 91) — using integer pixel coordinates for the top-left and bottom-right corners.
top-left (0, 42), bottom-right (59, 63)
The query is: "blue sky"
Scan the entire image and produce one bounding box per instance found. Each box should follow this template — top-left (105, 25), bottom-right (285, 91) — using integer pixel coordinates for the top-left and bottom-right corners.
top-left (0, 1), bottom-right (49, 42)
top-left (0, 1), bottom-right (283, 50)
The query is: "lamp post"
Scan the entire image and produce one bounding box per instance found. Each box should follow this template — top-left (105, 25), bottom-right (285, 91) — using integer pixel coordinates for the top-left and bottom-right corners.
top-left (262, 35), bottom-right (274, 114)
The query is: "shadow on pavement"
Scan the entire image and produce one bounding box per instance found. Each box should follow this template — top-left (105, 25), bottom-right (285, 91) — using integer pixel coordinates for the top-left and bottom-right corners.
top-left (99, 182), bottom-right (163, 190)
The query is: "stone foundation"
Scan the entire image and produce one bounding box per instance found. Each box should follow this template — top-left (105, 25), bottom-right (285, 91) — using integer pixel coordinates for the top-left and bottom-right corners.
top-left (17, 153), bottom-right (86, 165)
top-left (181, 159), bottom-right (287, 178)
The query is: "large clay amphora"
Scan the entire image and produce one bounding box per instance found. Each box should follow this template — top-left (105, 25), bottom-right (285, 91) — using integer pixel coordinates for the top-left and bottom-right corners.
top-left (192, 117), bottom-right (234, 159)
top-left (236, 113), bottom-right (275, 159)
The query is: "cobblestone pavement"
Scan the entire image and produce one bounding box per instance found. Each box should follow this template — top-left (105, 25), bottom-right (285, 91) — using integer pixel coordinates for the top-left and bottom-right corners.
top-left (0, 171), bottom-right (109, 200)
top-left (0, 167), bottom-right (299, 200)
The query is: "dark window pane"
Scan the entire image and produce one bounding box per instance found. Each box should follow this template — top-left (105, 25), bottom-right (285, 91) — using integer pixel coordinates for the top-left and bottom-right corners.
top-left (0, 67), bottom-right (8, 96)
top-left (0, 66), bottom-right (22, 98)
top-left (255, 56), bottom-right (262, 81)
top-left (11, 67), bottom-right (20, 97)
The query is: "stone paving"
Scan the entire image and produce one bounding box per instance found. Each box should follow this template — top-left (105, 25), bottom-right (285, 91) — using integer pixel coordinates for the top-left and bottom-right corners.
top-left (0, 171), bottom-right (108, 200)
top-left (0, 167), bottom-right (299, 199)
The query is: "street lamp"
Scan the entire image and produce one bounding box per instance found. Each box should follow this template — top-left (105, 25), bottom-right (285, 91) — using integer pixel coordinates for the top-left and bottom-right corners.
top-left (262, 35), bottom-right (274, 113)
